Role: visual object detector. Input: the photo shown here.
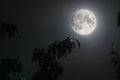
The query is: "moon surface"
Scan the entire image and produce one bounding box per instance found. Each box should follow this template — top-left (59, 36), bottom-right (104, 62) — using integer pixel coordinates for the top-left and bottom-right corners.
top-left (71, 9), bottom-right (97, 35)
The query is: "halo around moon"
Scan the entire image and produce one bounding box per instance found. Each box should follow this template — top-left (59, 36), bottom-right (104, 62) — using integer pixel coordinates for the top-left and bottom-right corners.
top-left (71, 9), bottom-right (97, 35)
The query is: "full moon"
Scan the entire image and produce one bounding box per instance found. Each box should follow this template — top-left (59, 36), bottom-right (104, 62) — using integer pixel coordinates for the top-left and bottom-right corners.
top-left (71, 9), bottom-right (97, 35)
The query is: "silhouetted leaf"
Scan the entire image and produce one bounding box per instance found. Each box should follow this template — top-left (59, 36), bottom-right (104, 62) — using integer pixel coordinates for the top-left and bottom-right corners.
top-left (117, 12), bottom-right (120, 28)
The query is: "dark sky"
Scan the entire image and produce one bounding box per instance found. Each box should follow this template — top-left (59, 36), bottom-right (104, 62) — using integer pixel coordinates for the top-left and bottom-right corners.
top-left (0, 0), bottom-right (120, 80)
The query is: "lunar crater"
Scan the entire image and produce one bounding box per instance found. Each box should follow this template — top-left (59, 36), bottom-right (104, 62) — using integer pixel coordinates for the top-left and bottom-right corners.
top-left (71, 10), bottom-right (97, 35)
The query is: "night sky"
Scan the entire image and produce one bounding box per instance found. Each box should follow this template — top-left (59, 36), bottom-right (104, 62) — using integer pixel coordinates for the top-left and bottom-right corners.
top-left (0, 0), bottom-right (120, 80)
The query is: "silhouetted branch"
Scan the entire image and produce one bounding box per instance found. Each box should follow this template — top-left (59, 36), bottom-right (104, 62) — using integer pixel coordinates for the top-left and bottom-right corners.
top-left (0, 21), bottom-right (19, 39)
top-left (0, 58), bottom-right (22, 80)
top-left (32, 36), bottom-right (80, 80)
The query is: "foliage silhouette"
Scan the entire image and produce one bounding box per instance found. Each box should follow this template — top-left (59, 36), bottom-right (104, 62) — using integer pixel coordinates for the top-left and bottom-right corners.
top-left (117, 12), bottom-right (120, 28)
top-left (0, 23), bottom-right (22, 80)
top-left (32, 36), bottom-right (80, 80)
top-left (108, 12), bottom-right (120, 80)
top-left (108, 43), bottom-right (120, 80)
top-left (108, 43), bottom-right (117, 57)
top-left (0, 21), bottom-right (19, 39)
top-left (0, 58), bottom-right (22, 80)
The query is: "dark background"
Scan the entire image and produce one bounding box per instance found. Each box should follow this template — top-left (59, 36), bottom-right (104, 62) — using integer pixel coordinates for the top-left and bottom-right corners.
top-left (0, 0), bottom-right (120, 80)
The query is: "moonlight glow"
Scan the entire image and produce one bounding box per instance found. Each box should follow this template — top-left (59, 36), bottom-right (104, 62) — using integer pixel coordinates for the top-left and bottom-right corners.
top-left (71, 9), bottom-right (97, 35)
